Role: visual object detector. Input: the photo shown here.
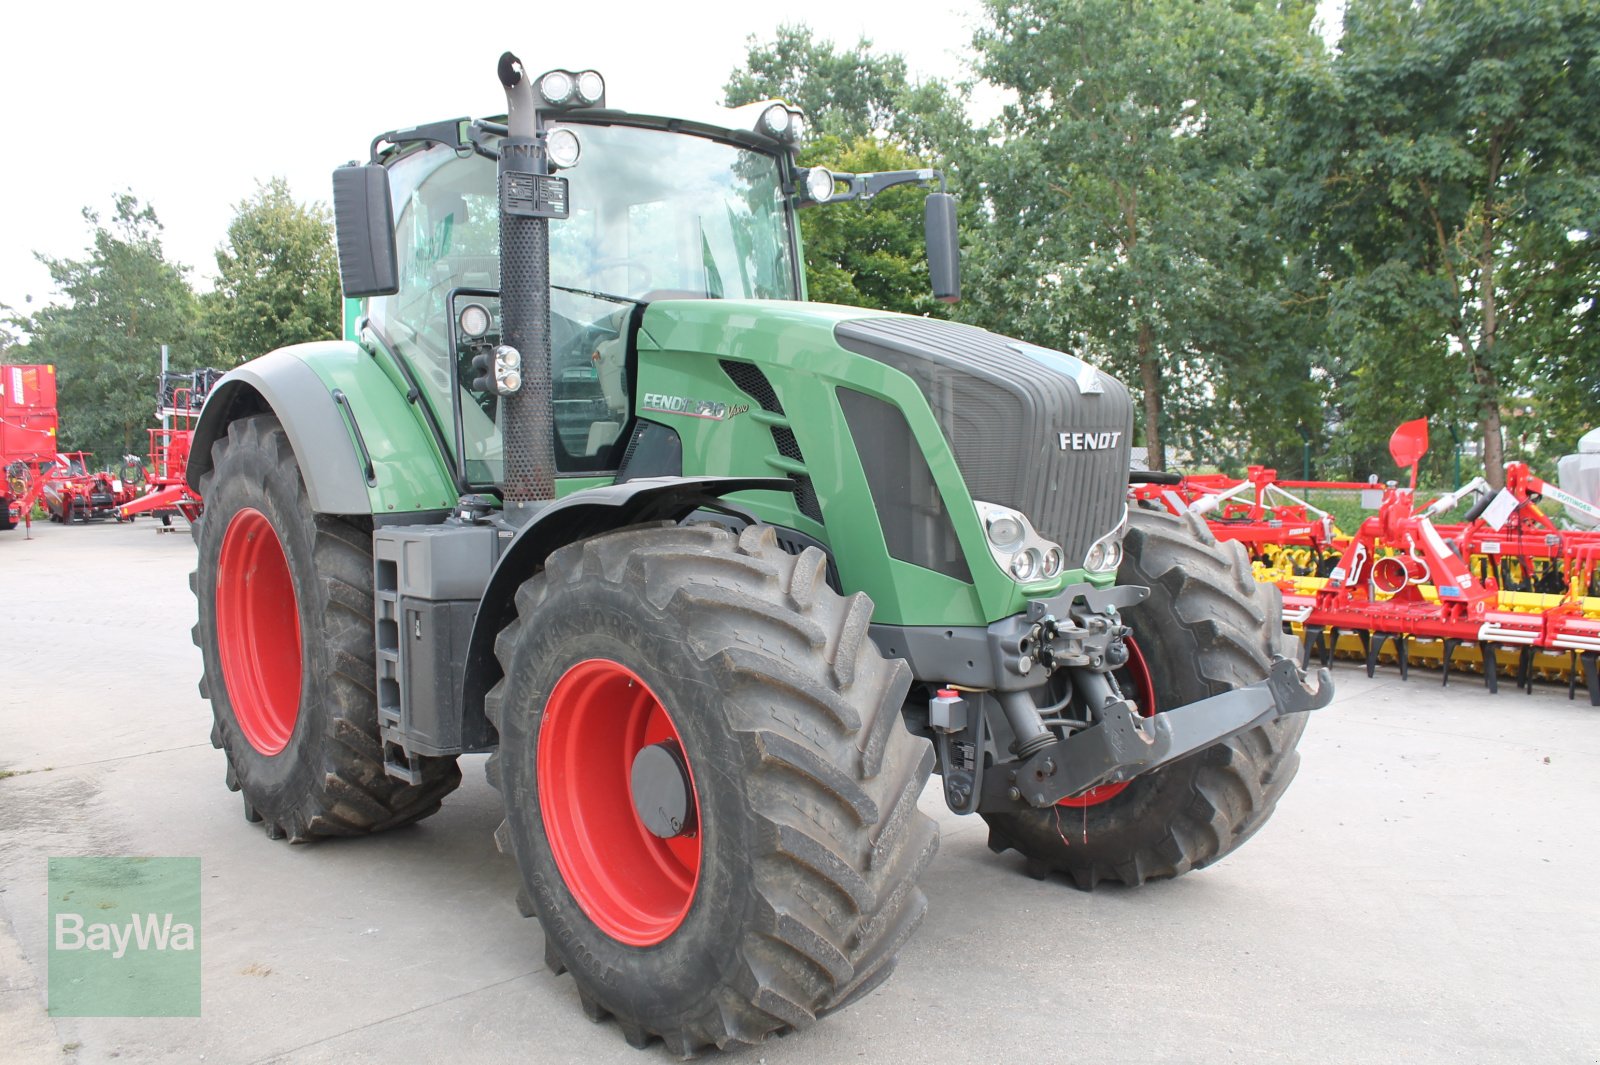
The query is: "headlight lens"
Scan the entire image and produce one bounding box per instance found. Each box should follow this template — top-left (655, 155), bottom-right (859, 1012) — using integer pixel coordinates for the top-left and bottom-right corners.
top-left (986, 512), bottom-right (1025, 548)
top-left (1010, 549), bottom-right (1041, 582)
top-left (760, 104), bottom-right (791, 137)
top-left (546, 128), bottom-right (581, 169)
top-left (975, 500), bottom-right (1064, 585)
top-left (539, 70), bottom-right (574, 106)
top-left (575, 70), bottom-right (605, 105)
top-left (458, 303), bottom-right (491, 338)
top-left (1083, 507), bottom-right (1129, 573)
top-left (805, 167), bottom-right (835, 203)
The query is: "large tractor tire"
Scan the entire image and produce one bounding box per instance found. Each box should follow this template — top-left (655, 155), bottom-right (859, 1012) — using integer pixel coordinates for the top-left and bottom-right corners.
top-left (982, 507), bottom-right (1307, 890)
top-left (191, 415), bottom-right (460, 841)
top-left (485, 523), bottom-right (939, 1054)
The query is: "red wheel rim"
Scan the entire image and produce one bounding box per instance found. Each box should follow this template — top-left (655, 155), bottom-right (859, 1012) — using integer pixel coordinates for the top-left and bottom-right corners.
top-left (1057, 637), bottom-right (1155, 808)
top-left (538, 659), bottom-right (702, 947)
top-left (215, 507), bottom-right (302, 756)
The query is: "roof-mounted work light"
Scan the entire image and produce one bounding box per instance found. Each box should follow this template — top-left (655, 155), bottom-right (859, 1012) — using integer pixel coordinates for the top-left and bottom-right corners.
top-left (537, 69), bottom-right (606, 110)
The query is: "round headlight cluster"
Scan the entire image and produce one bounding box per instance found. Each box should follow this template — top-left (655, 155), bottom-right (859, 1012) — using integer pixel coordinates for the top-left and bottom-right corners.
top-left (493, 344), bottom-right (522, 394)
top-left (1083, 539), bottom-right (1123, 573)
top-left (756, 103), bottom-right (805, 143)
top-left (537, 69), bottom-right (605, 108)
top-left (976, 501), bottom-right (1066, 585)
top-left (1082, 508), bottom-right (1130, 574)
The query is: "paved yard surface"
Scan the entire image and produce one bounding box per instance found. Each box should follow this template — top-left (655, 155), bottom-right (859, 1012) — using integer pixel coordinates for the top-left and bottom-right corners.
top-left (2, 519), bottom-right (1597, 1064)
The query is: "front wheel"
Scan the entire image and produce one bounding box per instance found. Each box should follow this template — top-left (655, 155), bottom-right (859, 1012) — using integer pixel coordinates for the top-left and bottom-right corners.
top-left (191, 415), bottom-right (460, 841)
top-left (981, 507), bottom-right (1307, 889)
top-left (485, 524), bottom-right (939, 1054)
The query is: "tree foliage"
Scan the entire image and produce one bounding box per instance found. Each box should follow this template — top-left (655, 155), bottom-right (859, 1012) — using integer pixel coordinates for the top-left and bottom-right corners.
top-left (726, 27), bottom-right (970, 315)
top-left (8, 194), bottom-right (200, 460)
top-left (965, 0), bottom-right (1323, 471)
top-left (206, 178), bottom-right (342, 364)
top-left (1284, 0), bottom-right (1600, 484)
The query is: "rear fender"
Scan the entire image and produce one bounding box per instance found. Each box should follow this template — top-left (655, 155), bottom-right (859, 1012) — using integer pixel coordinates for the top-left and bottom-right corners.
top-left (186, 343), bottom-right (457, 516)
top-left (458, 475), bottom-right (793, 750)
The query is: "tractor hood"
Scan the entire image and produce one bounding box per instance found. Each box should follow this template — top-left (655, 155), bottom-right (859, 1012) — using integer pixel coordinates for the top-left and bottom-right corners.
top-left (638, 300), bottom-right (1133, 579)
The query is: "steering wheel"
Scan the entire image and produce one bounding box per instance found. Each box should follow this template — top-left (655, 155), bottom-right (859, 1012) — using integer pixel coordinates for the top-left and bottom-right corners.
top-left (589, 257), bottom-right (654, 293)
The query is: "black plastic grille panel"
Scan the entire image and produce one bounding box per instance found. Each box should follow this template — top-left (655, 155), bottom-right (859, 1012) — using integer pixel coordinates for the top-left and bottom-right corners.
top-left (719, 360), bottom-right (824, 525)
top-left (834, 317), bottom-right (1133, 569)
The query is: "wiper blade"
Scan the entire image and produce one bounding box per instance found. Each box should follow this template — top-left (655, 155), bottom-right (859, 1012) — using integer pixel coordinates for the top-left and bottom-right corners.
top-left (551, 284), bottom-right (641, 306)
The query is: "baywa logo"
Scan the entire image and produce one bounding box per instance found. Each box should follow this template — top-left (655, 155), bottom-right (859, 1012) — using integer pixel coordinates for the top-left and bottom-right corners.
top-left (48, 857), bottom-right (201, 1017)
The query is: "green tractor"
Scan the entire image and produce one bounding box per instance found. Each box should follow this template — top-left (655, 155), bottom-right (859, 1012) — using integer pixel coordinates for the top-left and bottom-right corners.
top-left (188, 54), bottom-right (1330, 1054)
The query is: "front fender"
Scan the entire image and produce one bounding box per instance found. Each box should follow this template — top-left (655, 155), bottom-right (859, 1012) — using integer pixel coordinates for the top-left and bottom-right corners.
top-left (187, 343), bottom-right (457, 516)
top-left (459, 475), bottom-right (793, 749)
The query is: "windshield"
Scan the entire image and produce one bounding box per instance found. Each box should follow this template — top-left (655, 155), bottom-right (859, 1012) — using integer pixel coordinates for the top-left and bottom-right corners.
top-left (366, 124), bottom-right (798, 487)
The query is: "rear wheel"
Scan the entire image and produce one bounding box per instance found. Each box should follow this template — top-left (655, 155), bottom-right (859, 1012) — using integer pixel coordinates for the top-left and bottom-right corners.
top-left (485, 524), bottom-right (939, 1053)
top-left (981, 507), bottom-right (1307, 889)
top-left (192, 415), bottom-right (460, 841)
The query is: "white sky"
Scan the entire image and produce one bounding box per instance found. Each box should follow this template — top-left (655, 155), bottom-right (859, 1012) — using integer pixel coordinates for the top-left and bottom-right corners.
top-left (0, 0), bottom-right (987, 313)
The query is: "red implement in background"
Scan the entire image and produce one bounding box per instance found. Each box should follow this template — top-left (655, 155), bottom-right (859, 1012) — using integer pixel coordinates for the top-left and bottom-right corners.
top-left (1, 364), bottom-right (60, 532)
top-left (118, 371), bottom-right (221, 529)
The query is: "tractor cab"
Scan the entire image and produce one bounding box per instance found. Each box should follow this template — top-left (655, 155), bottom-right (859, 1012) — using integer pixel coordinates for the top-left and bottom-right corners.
top-left (336, 74), bottom-right (957, 496)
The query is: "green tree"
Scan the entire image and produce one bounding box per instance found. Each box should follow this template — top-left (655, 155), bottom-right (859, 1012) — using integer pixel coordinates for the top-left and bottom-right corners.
top-left (1284, 0), bottom-right (1600, 487)
top-left (726, 25), bottom-right (912, 142)
top-left (9, 194), bottom-right (200, 460)
top-left (797, 136), bottom-right (955, 316)
top-left (206, 178), bottom-right (342, 363)
top-left (967, 0), bottom-right (1323, 471)
top-left (726, 27), bottom-right (971, 316)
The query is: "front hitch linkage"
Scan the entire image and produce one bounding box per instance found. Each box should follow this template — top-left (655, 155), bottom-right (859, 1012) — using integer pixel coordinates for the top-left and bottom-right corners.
top-left (978, 657), bottom-right (1333, 811)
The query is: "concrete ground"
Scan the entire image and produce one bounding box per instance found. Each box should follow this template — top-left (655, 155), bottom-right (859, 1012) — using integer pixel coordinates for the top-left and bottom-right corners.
top-left (1, 518), bottom-right (1597, 1065)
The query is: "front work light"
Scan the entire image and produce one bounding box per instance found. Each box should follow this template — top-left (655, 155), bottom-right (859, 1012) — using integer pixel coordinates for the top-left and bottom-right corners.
top-left (576, 70), bottom-right (605, 105)
top-left (760, 104), bottom-right (791, 137)
top-left (539, 70), bottom-right (574, 106)
top-left (546, 128), bottom-right (581, 169)
top-left (804, 167), bottom-right (836, 203)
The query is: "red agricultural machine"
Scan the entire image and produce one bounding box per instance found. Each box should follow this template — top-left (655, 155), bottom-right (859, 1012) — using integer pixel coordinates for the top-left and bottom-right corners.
top-left (1, 363), bottom-right (60, 532)
top-left (118, 368), bottom-right (221, 528)
top-left (1137, 420), bottom-right (1600, 703)
top-left (40, 451), bottom-right (124, 523)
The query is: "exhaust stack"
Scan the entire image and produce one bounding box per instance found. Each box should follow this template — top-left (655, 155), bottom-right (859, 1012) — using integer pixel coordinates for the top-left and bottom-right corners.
top-left (496, 52), bottom-right (557, 506)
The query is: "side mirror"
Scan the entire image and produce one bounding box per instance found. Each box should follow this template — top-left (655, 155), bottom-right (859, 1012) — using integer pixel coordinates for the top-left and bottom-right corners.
top-left (924, 192), bottom-right (960, 304)
top-left (332, 163), bottom-right (399, 298)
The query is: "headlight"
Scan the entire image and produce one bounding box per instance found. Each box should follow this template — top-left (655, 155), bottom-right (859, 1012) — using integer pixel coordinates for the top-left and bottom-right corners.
top-left (539, 70), bottom-right (574, 106)
top-left (760, 104), bottom-right (791, 137)
top-left (1083, 507), bottom-right (1129, 574)
top-left (575, 70), bottom-right (605, 105)
top-left (975, 500), bottom-right (1063, 585)
top-left (804, 167), bottom-right (835, 203)
top-left (986, 512), bottom-right (1025, 548)
top-left (1010, 549), bottom-right (1041, 582)
top-left (546, 128), bottom-right (582, 169)
top-left (458, 303), bottom-right (492, 338)
top-left (493, 345), bottom-right (523, 395)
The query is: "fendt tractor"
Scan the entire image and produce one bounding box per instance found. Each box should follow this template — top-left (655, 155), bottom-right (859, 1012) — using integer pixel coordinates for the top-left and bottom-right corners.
top-left (188, 54), bottom-right (1331, 1053)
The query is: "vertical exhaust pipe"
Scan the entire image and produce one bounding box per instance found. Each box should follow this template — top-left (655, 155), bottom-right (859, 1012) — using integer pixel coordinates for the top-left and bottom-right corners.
top-left (497, 52), bottom-right (556, 506)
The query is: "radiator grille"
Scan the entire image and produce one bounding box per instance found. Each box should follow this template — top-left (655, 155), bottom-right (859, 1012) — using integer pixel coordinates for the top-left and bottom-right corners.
top-left (834, 318), bottom-right (1132, 570)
